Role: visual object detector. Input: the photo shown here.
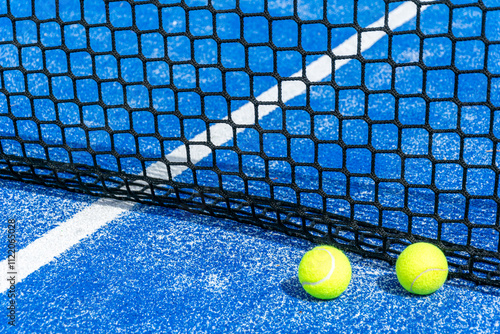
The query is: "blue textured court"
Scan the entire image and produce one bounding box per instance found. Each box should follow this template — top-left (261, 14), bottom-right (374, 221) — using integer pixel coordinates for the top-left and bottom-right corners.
top-left (0, 179), bottom-right (499, 333)
top-left (0, 0), bottom-right (500, 332)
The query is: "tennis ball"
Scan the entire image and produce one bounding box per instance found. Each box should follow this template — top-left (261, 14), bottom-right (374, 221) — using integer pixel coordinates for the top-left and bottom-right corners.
top-left (298, 245), bottom-right (351, 299)
top-left (396, 242), bottom-right (448, 295)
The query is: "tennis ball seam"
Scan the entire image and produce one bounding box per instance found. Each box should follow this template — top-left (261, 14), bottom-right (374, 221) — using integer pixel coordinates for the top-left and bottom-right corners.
top-left (301, 248), bottom-right (335, 287)
top-left (410, 268), bottom-right (447, 293)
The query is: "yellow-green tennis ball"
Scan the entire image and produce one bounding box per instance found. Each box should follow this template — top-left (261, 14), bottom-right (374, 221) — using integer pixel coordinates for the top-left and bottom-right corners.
top-left (298, 245), bottom-right (351, 300)
top-left (396, 242), bottom-right (448, 295)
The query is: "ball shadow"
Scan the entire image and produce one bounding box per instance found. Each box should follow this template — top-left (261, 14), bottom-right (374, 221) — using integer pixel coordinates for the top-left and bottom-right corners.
top-left (376, 273), bottom-right (422, 298)
top-left (280, 276), bottom-right (320, 302)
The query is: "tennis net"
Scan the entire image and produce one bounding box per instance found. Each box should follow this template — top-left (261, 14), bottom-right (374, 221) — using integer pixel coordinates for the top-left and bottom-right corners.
top-left (0, 0), bottom-right (499, 286)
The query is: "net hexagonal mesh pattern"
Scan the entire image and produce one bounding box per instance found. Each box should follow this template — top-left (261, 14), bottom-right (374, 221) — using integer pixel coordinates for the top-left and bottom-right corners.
top-left (0, 0), bottom-right (499, 286)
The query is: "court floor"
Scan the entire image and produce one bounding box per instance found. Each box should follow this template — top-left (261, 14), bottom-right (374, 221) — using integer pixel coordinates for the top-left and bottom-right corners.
top-left (0, 178), bottom-right (499, 333)
top-left (1, 0), bottom-right (500, 332)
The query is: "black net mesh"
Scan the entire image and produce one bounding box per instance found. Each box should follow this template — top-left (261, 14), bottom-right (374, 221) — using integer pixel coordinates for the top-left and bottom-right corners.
top-left (0, 0), bottom-right (499, 286)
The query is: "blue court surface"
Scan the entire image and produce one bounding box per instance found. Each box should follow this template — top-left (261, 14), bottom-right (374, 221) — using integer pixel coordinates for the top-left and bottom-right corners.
top-left (1, 0), bottom-right (500, 332)
top-left (1, 179), bottom-right (500, 333)
top-left (0, 178), bottom-right (500, 333)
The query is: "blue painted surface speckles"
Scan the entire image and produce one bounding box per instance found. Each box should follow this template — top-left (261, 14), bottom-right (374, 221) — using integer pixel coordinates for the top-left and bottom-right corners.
top-left (0, 1), bottom-right (499, 332)
top-left (0, 180), bottom-right (498, 333)
top-left (0, 178), bottom-right (96, 257)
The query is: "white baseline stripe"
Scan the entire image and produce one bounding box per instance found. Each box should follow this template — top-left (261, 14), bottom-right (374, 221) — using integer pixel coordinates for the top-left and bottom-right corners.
top-left (145, 1), bottom-right (424, 180)
top-left (0, 1), bottom-right (426, 293)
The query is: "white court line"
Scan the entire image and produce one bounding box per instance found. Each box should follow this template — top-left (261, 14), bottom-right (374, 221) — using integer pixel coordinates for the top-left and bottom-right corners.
top-left (0, 1), bottom-right (425, 293)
